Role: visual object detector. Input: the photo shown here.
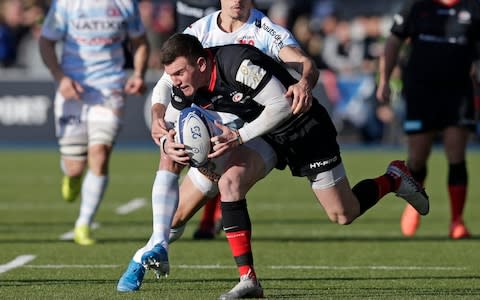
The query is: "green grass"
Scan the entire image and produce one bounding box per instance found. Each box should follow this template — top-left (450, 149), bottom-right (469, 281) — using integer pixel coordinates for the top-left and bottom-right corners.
top-left (0, 148), bottom-right (479, 299)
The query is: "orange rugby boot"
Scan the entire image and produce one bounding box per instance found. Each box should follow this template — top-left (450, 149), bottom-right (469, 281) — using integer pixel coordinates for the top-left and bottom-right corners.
top-left (400, 204), bottom-right (421, 237)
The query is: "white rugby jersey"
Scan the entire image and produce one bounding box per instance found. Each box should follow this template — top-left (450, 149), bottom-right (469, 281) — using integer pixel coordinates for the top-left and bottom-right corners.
top-left (152, 8), bottom-right (299, 106)
top-left (184, 8), bottom-right (298, 62)
top-left (41, 0), bottom-right (145, 92)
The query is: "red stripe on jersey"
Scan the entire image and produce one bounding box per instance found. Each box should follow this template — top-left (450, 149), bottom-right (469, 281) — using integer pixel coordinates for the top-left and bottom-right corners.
top-left (207, 50), bottom-right (217, 92)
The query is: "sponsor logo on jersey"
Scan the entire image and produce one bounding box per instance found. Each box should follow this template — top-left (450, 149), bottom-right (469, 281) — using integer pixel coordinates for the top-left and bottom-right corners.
top-left (458, 10), bottom-right (471, 24)
top-left (236, 59), bottom-right (266, 89)
top-left (231, 92), bottom-right (244, 102)
top-left (261, 23), bottom-right (285, 49)
top-left (71, 18), bottom-right (126, 31)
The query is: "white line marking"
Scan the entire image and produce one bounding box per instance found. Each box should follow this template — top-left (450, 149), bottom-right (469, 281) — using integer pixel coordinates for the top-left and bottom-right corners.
top-left (26, 264), bottom-right (119, 269)
top-left (268, 265), bottom-right (467, 271)
top-left (115, 198), bottom-right (146, 215)
top-left (23, 264), bottom-right (467, 271)
top-left (0, 255), bottom-right (36, 274)
top-left (59, 222), bottom-right (100, 240)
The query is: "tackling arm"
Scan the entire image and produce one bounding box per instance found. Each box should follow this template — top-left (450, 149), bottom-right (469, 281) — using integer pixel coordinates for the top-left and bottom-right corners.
top-left (278, 46), bottom-right (319, 114)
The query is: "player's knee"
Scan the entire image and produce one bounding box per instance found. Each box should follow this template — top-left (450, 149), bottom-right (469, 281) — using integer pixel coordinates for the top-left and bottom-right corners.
top-left (218, 173), bottom-right (241, 199)
top-left (326, 210), bottom-right (355, 225)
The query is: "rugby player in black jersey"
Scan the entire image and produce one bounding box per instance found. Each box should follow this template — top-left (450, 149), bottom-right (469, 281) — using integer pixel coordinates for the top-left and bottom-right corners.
top-left (377, 0), bottom-right (480, 239)
top-left (160, 33), bottom-right (430, 299)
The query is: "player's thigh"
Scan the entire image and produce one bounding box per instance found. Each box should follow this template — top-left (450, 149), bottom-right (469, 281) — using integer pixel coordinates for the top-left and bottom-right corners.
top-left (54, 92), bottom-right (88, 159)
top-left (173, 170), bottom-right (215, 227)
top-left (219, 139), bottom-right (276, 200)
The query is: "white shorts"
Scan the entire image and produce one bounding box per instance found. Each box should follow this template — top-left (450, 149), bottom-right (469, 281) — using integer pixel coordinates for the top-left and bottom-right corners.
top-left (54, 89), bottom-right (124, 158)
top-left (308, 162), bottom-right (347, 190)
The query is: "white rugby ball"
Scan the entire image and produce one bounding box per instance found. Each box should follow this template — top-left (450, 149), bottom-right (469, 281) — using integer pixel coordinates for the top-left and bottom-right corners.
top-left (175, 107), bottom-right (213, 167)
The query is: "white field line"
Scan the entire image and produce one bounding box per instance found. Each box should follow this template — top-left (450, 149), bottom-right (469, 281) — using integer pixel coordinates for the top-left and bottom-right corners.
top-left (0, 255), bottom-right (36, 274)
top-left (23, 264), bottom-right (467, 271)
top-left (59, 222), bottom-right (100, 240)
top-left (115, 197), bottom-right (146, 215)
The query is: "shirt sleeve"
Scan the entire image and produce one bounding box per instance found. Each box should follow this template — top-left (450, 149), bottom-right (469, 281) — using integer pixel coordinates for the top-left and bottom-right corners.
top-left (390, 0), bottom-right (417, 40)
top-left (238, 76), bottom-right (292, 143)
top-left (40, 0), bottom-right (67, 40)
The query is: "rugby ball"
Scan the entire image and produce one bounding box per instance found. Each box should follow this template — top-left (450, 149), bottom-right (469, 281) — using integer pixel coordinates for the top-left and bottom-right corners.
top-left (175, 107), bottom-right (213, 167)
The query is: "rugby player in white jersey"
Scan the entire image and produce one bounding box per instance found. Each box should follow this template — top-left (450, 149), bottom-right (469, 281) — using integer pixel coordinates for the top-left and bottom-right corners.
top-left (39, 0), bottom-right (149, 246)
top-left (117, 0), bottom-right (318, 293)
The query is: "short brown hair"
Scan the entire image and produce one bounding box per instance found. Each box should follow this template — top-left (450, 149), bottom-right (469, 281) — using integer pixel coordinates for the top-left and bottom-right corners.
top-left (160, 33), bottom-right (208, 66)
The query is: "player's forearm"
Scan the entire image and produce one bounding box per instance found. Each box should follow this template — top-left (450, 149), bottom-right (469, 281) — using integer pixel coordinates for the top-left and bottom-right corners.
top-left (131, 35), bottom-right (150, 78)
top-left (152, 103), bottom-right (167, 121)
top-left (39, 37), bottom-right (64, 81)
top-left (238, 77), bottom-right (292, 143)
top-left (279, 46), bottom-right (319, 90)
top-left (378, 35), bottom-right (403, 85)
top-left (151, 73), bottom-right (174, 106)
top-left (297, 55), bottom-right (319, 91)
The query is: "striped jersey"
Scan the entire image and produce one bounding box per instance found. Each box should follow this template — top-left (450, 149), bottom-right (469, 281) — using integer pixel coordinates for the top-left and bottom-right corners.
top-left (41, 0), bottom-right (145, 91)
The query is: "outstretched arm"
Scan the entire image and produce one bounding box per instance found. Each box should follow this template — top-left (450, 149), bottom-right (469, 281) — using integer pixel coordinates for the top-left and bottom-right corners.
top-left (279, 46), bottom-right (319, 114)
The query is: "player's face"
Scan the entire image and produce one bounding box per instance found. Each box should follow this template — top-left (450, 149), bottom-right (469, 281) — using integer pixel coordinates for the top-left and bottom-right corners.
top-left (221, 0), bottom-right (252, 20)
top-left (164, 56), bottom-right (203, 97)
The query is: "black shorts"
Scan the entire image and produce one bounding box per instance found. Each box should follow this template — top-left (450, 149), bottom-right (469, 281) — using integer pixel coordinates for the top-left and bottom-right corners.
top-left (402, 81), bottom-right (475, 134)
top-left (264, 100), bottom-right (341, 177)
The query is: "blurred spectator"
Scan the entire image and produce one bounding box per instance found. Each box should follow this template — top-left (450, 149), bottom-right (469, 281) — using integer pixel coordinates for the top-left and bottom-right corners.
top-left (139, 0), bottom-right (176, 69)
top-left (266, 0), bottom-right (291, 27)
top-left (175, 0), bottom-right (220, 32)
top-left (15, 0), bottom-right (49, 73)
top-left (0, 0), bottom-right (30, 67)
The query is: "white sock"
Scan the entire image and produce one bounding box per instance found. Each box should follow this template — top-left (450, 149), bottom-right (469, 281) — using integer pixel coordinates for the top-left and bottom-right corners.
top-left (150, 170), bottom-right (179, 250)
top-left (75, 170), bottom-right (108, 227)
top-left (132, 234), bottom-right (157, 263)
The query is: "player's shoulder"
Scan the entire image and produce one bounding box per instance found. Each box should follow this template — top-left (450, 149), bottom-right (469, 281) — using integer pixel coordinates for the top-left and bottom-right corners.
top-left (249, 8), bottom-right (289, 33)
top-left (183, 10), bottom-right (220, 35)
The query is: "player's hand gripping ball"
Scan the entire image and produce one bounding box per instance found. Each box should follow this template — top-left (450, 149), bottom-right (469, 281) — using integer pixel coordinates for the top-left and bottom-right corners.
top-left (175, 107), bottom-right (214, 167)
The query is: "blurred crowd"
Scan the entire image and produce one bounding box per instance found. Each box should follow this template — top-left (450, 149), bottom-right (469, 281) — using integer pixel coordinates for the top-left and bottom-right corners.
top-left (0, 0), bottom-right (406, 144)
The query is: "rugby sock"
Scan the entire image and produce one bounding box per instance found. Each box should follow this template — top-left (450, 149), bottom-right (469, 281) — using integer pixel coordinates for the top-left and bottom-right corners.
top-left (151, 170), bottom-right (179, 250)
top-left (75, 170), bottom-right (108, 227)
top-left (198, 194), bottom-right (220, 232)
top-left (352, 179), bottom-right (382, 215)
top-left (448, 161), bottom-right (467, 223)
top-left (221, 199), bottom-right (256, 279)
top-left (213, 195), bottom-right (222, 223)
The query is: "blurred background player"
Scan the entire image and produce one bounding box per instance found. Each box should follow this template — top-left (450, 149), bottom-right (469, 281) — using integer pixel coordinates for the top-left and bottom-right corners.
top-left (152, 0), bottom-right (319, 241)
top-left (39, 0), bottom-right (150, 245)
top-left (376, 0), bottom-right (480, 239)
